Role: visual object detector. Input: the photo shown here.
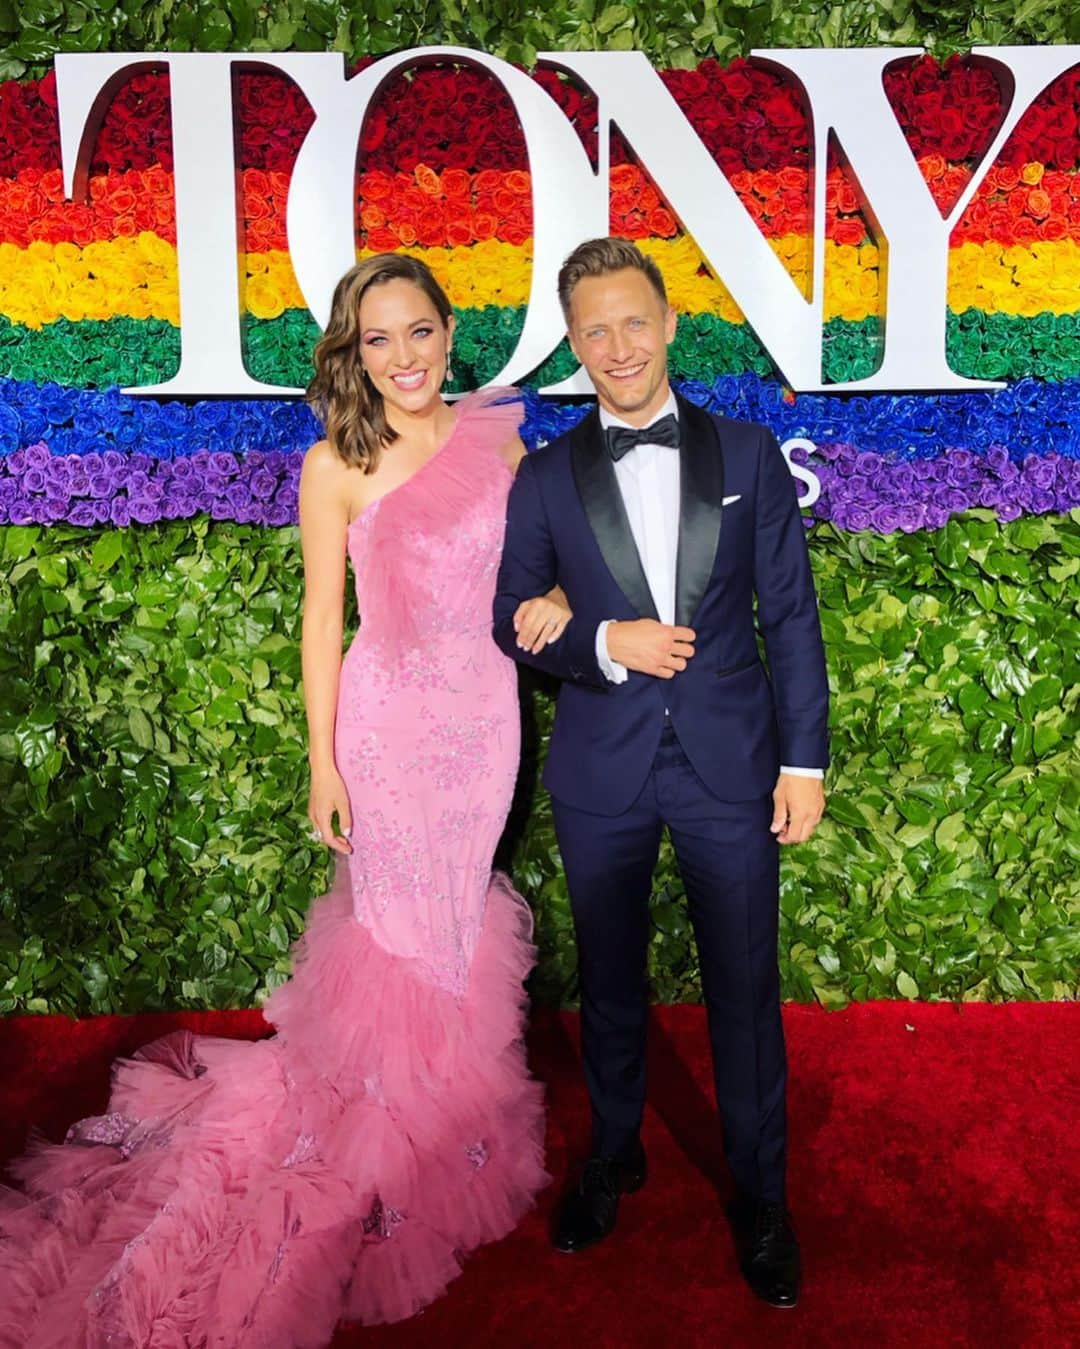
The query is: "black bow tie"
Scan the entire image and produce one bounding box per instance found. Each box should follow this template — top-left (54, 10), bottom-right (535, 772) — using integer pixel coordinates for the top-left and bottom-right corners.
top-left (605, 413), bottom-right (680, 462)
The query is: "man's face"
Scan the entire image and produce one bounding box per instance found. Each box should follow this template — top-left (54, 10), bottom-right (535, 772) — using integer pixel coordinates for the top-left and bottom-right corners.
top-left (566, 267), bottom-right (677, 426)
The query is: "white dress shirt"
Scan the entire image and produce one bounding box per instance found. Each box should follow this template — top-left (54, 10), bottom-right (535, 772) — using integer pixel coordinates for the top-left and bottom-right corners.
top-left (593, 397), bottom-right (822, 780)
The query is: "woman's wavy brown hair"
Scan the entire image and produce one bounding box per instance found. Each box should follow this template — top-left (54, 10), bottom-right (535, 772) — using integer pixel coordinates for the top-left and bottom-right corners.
top-left (307, 254), bottom-right (453, 473)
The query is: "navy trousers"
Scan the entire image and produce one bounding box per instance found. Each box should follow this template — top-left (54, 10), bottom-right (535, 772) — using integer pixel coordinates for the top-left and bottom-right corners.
top-left (551, 723), bottom-right (787, 1203)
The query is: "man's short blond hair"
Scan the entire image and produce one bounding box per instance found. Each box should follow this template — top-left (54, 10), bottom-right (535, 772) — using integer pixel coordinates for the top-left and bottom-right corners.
top-left (558, 236), bottom-right (668, 323)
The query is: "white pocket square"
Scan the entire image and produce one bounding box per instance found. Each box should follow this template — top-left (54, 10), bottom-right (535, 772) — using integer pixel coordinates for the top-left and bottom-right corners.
top-left (722, 494), bottom-right (742, 506)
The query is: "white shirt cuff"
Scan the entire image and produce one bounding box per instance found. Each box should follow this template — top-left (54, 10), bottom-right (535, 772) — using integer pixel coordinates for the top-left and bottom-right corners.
top-left (596, 620), bottom-right (628, 684)
top-left (779, 765), bottom-right (824, 779)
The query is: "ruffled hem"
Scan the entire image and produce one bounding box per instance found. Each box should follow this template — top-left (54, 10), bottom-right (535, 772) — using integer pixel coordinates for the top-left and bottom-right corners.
top-left (0, 872), bottom-right (548, 1347)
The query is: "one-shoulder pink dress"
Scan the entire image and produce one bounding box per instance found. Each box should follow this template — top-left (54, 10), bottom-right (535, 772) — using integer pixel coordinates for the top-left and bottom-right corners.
top-left (0, 391), bottom-right (548, 1346)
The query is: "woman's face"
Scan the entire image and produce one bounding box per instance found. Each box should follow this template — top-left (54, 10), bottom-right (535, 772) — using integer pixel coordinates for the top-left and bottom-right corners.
top-left (357, 278), bottom-right (454, 420)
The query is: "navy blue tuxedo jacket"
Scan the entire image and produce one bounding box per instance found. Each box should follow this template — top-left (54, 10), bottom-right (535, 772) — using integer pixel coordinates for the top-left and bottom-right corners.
top-left (493, 393), bottom-right (829, 816)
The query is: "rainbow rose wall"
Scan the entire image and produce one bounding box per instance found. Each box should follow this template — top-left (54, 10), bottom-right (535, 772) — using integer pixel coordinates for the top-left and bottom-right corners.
top-left (0, 36), bottom-right (1077, 1017)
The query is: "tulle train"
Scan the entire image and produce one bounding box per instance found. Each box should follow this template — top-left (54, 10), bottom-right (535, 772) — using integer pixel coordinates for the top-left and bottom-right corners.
top-left (0, 871), bottom-right (548, 1347)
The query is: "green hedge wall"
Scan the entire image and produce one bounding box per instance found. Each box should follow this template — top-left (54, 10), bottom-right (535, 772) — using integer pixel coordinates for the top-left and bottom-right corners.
top-left (2, 511), bottom-right (1077, 1015)
top-left (4, 0), bottom-right (1080, 82)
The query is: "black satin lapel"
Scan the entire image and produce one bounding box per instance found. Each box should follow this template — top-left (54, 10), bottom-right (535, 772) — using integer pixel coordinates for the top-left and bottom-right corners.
top-left (570, 410), bottom-right (660, 621)
top-left (674, 394), bottom-right (725, 629)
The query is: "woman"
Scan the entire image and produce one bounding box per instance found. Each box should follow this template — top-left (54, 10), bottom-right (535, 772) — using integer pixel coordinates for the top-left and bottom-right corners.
top-left (0, 254), bottom-right (563, 1346)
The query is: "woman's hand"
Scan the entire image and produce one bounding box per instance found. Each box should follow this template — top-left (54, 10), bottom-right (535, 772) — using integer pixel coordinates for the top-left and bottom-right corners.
top-left (513, 587), bottom-right (573, 654)
top-left (308, 765), bottom-right (353, 854)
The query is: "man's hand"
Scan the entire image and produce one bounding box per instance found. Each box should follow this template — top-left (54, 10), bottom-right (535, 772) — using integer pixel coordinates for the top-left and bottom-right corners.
top-left (770, 774), bottom-right (825, 845)
top-left (607, 619), bottom-right (696, 679)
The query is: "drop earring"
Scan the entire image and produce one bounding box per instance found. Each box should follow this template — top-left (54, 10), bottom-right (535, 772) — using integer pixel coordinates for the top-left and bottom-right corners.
top-left (445, 350), bottom-right (453, 384)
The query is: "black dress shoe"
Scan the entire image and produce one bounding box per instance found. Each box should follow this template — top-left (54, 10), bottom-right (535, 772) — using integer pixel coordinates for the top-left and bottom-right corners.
top-left (728, 1197), bottom-right (801, 1308)
top-left (552, 1143), bottom-right (647, 1253)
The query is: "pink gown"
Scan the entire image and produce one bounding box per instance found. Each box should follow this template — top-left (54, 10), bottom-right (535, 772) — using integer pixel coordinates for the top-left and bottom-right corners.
top-left (0, 391), bottom-right (548, 1346)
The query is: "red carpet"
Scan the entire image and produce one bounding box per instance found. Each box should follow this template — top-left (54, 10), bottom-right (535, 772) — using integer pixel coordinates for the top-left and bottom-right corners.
top-left (2, 1002), bottom-right (1078, 1347)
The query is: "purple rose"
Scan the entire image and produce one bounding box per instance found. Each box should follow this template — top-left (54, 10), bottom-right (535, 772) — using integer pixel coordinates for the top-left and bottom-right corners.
top-left (69, 471), bottom-right (90, 496)
top-left (7, 449), bottom-right (26, 475)
top-left (110, 497), bottom-right (132, 526)
top-left (129, 497), bottom-right (160, 525)
top-left (103, 450), bottom-right (125, 472)
top-left (169, 459), bottom-right (194, 481)
top-left (89, 473), bottom-right (114, 499)
top-left (226, 481), bottom-right (250, 510)
top-left (24, 443), bottom-right (50, 468)
top-left (82, 453), bottom-right (103, 475)
top-left (996, 501), bottom-right (1022, 522)
top-left (1023, 457), bottom-right (1057, 490)
top-left (68, 501), bottom-right (97, 526)
top-left (249, 469), bottom-right (276, 500)
top-left (986, 446), bottom-right (1010, 473)
top-left (209, 451), bottom-right (239, 476)
top-left (897, 503), bottom-right (925, 532)
top-left (22, 467), bottom-right (47, 493)
top-left (871, 504), bottom-right (901, 532)
top-left (93, 499), bottom-right (110, 524)
top-left (267, 503), bottom-right (292, 527)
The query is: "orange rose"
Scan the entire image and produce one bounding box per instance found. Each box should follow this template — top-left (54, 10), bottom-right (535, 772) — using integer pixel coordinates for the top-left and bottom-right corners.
top-left (133, 200), bottom-right (157, 232)
top-left (493, 187), bottom-right (517, 216)
top-left (755, 171), bottom-right (780, 200)
top-left (619, 212), bottom-right (649, 239)
top-left (473, 211), bottom-right (498, 241)
top-left (729, 170), bottom-right (753, 194)
top-left (361, 171), bottom-right (394, 203)
top-left (416, 205), bottom-right (446, 246)
top-left (1040, 217), bottom-right (1067, 240)
top-left (442, 168), bottom-right (471, 199)
top-left (832, 218), bottom-right (865, 246)
top-left (143, 165), bottom-right (170, 198)
top-left (360, 204), bottom-right (386, 230)
top-left (474, 169), bottom-right (502, 195)
top-left (777, 166), bottom-right (806, 191)
top-left (994, 165), bottom-right (1020, 193)
top-left (638, 185), bottom-right (659, 212)
top-left (245, 192), bottom-right (271, 221)
top-left (395, 222), bottom-right (418, 246)
top-left (610, 190), bottom-right (636, 218)
top-left (647, 207), bottom-right (677, 237)
top-left (505, 169), bottom-right (531, 196)
top-left (503, 221), bottom-right (531, 246)
top-left (446, 219), bottom-right (473, 247)
top-left (415, 164), bottom-right (442, 197)
top-left (39, 168), bottom-right (65, 202)
top-left (367, 228), bottom-right (400, 253)
top-left (836, 182), bottom-right (859, 214)
top-left (610, 163), bottom-right (638, 192)
top-left (1026, 188), bottom-right (1051, 218)
top-left (921, 153), bottom-right (946, 180)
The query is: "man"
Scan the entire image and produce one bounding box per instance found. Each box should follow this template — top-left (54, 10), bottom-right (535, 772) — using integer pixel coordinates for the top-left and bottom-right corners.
top-left (493, 237), bottom-right (829, 1308)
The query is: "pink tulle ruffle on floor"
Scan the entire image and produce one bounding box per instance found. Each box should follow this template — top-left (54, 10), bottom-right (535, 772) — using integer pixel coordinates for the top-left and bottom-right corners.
top-left (0, 871), bottom-right (547, 1348)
